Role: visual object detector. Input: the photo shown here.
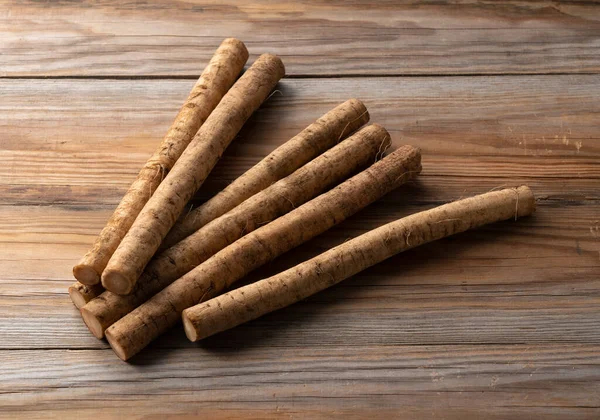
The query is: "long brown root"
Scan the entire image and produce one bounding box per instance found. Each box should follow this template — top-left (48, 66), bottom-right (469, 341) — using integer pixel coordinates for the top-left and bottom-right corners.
top-left (104, 145), bottom-right (422, 360)
top-left (72, 38), bottom-right (249, 285)
top-left (161, 98), bottom-right (370, 249)
top-left (82, 124), bottom-right (390, 339)
top-left (182, 186), bottom-right (536, 342)
top-left (102, 53), bottom-right (285, 295)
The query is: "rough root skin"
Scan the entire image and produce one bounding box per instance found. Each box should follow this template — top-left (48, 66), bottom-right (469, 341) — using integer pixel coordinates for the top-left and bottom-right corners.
top-left (73, 38), bottom-right (249, 285)
top-left (101, 53), bottom-right (285, 295)
top-left (104, 142), bottom-right (423, 360)
top-left (182, 186), bottom-right (536, 342)
top-left (161, 98), bottom-right (370, 249)
top-left (83, 123), bottom-right (391, 340)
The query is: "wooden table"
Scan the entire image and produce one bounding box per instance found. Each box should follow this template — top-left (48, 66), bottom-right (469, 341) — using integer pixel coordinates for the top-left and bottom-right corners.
top-left (1, 1), bottom-right (599, 418)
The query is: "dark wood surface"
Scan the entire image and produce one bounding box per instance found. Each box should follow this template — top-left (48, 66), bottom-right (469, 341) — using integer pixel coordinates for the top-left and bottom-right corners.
top-left (1, 1), bottom-right (599, 418)
top-left (2, 0), bottom-right (600, 76)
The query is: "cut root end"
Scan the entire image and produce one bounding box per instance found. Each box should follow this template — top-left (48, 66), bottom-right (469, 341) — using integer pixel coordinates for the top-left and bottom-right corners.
top-left (68, 287), bottom-right (87, 309)
top-left (105, 329), bottom-right (129, 362)
top-left (73, 264), bottom-right (101, 286)
top-left (102, 271), bottom-right (132, 295)
top-left (81, 307), bottom-right (106, 339)
top-left (182, 311), bottom-right (198, 342)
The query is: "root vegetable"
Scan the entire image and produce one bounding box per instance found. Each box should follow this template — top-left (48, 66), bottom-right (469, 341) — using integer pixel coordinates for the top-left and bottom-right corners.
top-left (101, 53), bottom-right (285, 295)
top-left (72, 38), bottom-right (248, 286)
top-left (182, 186), bottom-right (536, 342)
top-left (68, 282), bottom-right (104, 309)
top-left (82, 123), bottom-right (390, 339)
top-left (161, 98), bottom-right (370, 249)
top-left (104, 145), bottom-right (422, 360)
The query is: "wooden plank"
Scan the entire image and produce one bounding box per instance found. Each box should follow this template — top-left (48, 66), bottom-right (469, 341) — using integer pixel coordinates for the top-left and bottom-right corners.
top-left (0, 74), bottom-right (597, 354)
top-left (1, 1), bottom-right (600, 76)
top-left (1, 193), bottom-right (599, 283)
top-left (1, 76), bottom-right (598, 206)
top-left (0, 199), bottom-right (598, 349)
top-left (0, 345), bottom-right (598, 418)
top-left (2, 1), bottom-right (599, 416)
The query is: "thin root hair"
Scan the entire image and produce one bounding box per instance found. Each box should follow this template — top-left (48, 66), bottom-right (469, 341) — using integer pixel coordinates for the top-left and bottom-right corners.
top-left (265, 89), bottom-right (283, 102)
top-left (337, 109), bottom-right (370, 143)
top-left (375, 135), bottom-right (392, 162)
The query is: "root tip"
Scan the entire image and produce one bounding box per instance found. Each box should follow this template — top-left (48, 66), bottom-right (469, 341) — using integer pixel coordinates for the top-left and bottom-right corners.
top-left (80, 308), bottom-right (105, 339)
top-left (73, 264), bottom-right (101, 286)
top-left (182, 311), bottom-right (198, 342)
top-left (68, 288), bottom-right (86, 309)
top-left (102, 271), bottom-right (133, 295)
top-left (105, 328), bottom-right (129, 362)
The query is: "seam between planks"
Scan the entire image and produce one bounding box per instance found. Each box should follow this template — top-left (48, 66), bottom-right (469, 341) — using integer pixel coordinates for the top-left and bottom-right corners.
top-left (1, 72), bottom-right (600, 80)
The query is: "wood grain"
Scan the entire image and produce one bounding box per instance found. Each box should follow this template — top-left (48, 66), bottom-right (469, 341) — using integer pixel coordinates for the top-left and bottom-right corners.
top-left (0, 74), bottom-right (598, 355)
top-left (1, 0), bottom-right (600, 77)
top-left (0, 345), bottom-right (598, 418)
top-left (1, 201), bottom-right (599, 350)
top-left (1, 76), bottom-right (598, 206)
